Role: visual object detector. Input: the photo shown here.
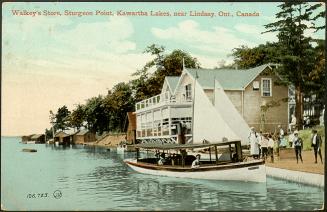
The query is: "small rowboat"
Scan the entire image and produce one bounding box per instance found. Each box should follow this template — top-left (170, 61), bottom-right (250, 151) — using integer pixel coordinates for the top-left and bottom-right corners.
top-left (22, 148), bottom-right (37, 152)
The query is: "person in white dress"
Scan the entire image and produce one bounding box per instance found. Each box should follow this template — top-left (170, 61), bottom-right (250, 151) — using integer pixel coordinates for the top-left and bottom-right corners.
top-left (277, 125), bottom-right (285, 156)
top-left (257, 131), bottom-right (263, 159)
top-left (248, 127), bottom-right (259, 159)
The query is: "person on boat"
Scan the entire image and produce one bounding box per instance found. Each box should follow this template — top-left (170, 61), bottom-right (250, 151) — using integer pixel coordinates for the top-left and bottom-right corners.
top-left (311, 129), bottom-right (323, 164)
top-left (267, 134), bottom-right (275, 163)
top-left (292, 130), bottom-right (303, 164)
top-left (158, 153), bottom-right (166, 166)
top-left (232, 151), bottom-right (239, 162)
top-left (248, 127), bottom-right (259, 159)
top-left (191, 154), bottom-right (201, 168)
top-left (181, 149), bottom-right (187, 167)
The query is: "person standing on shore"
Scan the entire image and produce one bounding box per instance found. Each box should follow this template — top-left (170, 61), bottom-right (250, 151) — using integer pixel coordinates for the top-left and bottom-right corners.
top-left (257, 131), bottom-right (263, 159)
top-left (311, 129), bottom-right (323, 164)
top-left (268, 134), bottom-right (275, 163)
top-left (292, 131), bottom-right (303, 163)
top-left (248, 127), bottom-right (259, 159)
top-left (289, 114), bottom-right (297, 133)
top-left (277, 125), bottom-right (284, 156)
top-left (259, 134), bottom-right (269, 160)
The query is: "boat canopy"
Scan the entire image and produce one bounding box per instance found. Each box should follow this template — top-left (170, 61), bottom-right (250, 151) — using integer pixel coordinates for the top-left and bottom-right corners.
top-left (134, 140), bottom-right (241, 150)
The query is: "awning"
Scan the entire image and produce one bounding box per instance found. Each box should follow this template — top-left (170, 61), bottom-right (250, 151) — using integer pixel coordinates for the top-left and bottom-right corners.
top-left (134, 140), bottom-right (241, 150)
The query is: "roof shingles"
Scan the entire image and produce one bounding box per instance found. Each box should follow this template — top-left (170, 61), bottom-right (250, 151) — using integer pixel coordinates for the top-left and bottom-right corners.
top-left (186, 64), bottom-right (271, 90)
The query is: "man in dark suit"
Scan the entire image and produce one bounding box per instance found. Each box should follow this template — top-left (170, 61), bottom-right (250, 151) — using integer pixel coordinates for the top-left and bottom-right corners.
top-left (311, 129), bottom-right (323, 164)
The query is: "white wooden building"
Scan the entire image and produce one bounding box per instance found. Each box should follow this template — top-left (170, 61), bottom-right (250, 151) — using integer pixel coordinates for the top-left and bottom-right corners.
top-left (135, 76), bottom-right (193, 144)
top-left (135, 64), bottom-right (290, 145)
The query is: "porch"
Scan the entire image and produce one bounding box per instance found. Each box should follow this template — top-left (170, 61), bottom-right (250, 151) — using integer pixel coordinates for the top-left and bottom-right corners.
top-left (135, 91), bottom-right (192, 112)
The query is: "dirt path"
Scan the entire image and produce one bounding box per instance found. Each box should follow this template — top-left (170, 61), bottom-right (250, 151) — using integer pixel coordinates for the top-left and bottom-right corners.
top-left (81, 134), bottom-right (126, 148)
top-left (266, 150), bottom-right (324, 174)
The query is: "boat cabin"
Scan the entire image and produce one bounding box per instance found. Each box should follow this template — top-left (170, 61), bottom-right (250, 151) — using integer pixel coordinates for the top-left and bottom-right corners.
top-left (134, 140), bottom-right (243, 167)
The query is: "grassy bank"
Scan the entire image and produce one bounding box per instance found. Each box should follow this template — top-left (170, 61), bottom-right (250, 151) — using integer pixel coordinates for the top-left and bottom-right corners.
top-left (285, 126), bottom-right (325, 151)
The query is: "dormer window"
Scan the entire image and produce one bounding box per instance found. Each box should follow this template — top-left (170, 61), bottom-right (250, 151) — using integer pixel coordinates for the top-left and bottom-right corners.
top-left (261, 78), bottom-right (272, 97)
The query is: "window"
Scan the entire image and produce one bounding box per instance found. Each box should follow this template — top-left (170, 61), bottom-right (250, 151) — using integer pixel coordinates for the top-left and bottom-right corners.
top-left (252, 81), bottom-right (259, 90)
top-left (185, 84), bottom-right (192, 100)
top-left (261, 78), bottom-right (272, 97)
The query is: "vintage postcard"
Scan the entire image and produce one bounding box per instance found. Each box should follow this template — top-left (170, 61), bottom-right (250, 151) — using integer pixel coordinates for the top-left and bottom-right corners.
top-left (1, 1), bottom-right (325, 211)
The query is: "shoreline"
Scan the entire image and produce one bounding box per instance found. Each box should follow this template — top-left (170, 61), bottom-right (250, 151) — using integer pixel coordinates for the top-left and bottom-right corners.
top-left (72, 139), bottom-right (325, 187)
top-left (89, 141), bottom-right (324, 185)
top-left (266, 166), bottom-right (324, 188)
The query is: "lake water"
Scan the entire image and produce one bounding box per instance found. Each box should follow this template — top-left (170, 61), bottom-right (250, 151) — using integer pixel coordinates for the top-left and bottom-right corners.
top-left (1, 137), bottom-right (324, 211)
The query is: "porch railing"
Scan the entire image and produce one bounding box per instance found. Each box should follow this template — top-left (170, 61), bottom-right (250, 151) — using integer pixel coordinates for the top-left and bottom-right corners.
top-left (135, 92), bottom-right (192, 111)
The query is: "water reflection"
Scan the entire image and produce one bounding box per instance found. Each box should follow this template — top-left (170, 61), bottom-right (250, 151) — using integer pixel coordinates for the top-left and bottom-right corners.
top-left (130, 176), bottom-right (268, 210)
top-left (2, 138), bottom-right (324, 211)
top-left (45, 144), bottom-right (71, 151)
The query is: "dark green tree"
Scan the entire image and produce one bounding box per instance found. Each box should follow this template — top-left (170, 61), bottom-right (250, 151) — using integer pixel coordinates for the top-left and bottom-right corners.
top-left (103, 82), bottom-right (135, 132)
top-left (306, 39), bottom-right (325, 95)
top-left (68, 104), bottom-right (85, 130)
top-left (54, 106), bottom-right (70, 131)
top-left (84, 96), bottom-right (109, 134)
top-left (231, 42), bottom-right (280, 69)
top-left (44, 128), bottom-right (53, 141)
top-left (263, 2), bottom-right (325, 129)
top-left (132, 44), bottom-right (200, 102)
top-left (49, 110), bottom-right (56, 134)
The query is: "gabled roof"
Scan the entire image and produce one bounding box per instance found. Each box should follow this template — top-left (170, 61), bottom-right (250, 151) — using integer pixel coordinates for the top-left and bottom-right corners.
top-left (186, 64), bottom-right (272, 90)
top-left (30, 134), bottom-right (44, 139)
top-left (54, 131), bottom-right (70, 137)
top-left (75, 129), bottom-right (90, 136)
top-left (63, 128), bottom-right (78, 135)
top-left (165, 76), bottom-right (180, 93)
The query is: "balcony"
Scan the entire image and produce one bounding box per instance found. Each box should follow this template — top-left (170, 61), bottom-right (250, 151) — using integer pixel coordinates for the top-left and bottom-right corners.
top-left (135, 92), bottom-right (192, 112)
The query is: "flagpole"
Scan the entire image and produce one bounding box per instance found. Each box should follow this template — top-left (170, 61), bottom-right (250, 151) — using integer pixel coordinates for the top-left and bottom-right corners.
top-left (182, 58), bottom-right (185, 70)
top-left (191, 71), bottom-right (198, 144)
top-left (213, 77), bottom-right (216, 106)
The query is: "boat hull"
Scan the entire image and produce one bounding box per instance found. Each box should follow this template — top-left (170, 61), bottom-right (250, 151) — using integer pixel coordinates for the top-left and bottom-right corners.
top-left (124, 159), bottom-right (266, 183)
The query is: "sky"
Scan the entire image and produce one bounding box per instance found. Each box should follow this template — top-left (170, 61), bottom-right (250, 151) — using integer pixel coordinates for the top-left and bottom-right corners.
top-left (2, 2), bottom-right (325, 136)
